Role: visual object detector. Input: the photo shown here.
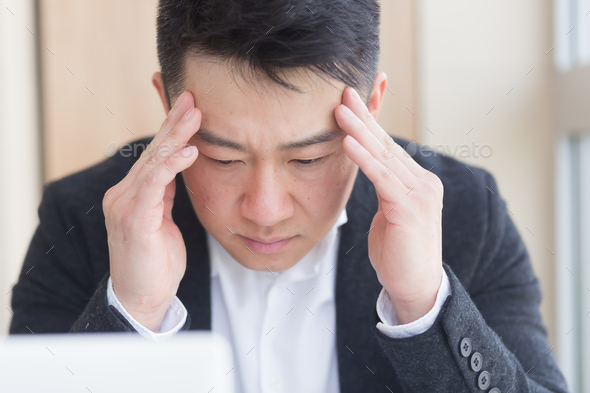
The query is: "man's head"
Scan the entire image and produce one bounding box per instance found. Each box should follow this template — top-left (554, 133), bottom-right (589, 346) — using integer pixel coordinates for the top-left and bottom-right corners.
top-left (151, 0), bottom-right (387, 272)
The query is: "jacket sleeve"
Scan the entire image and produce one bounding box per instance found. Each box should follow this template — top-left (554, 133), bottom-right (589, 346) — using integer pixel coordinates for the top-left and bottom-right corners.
top-left (9, 182), bottom-right (191, 335)
top-left (70, 272), bottom-right (192, 333)
top-left (69, 272), bottom-right (143, 333)
top-left (371, 172), bottom-right (569, 392)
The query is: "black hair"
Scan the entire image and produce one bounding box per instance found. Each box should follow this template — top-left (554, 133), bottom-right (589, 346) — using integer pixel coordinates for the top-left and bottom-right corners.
top-left (156, 0), bottom-right (380, 108)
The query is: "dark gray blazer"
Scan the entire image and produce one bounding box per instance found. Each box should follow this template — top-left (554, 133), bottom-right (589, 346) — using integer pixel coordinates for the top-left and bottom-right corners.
top-left (10, 135), bottom-right (568, 392)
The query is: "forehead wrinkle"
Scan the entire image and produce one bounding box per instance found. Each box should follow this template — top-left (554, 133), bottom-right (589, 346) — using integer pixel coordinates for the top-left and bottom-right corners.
top-left (194, 127), bottom-right (344, 153)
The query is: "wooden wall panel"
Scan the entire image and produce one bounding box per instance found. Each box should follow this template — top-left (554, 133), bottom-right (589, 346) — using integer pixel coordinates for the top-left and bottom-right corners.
top-left (40, 0), bottom-right (161, 183)
top-left (378, 0), bottom-right (416, 141)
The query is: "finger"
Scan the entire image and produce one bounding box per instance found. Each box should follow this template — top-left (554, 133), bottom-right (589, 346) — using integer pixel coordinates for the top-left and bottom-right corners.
top-left (162, 178), bottom-right (176, 221)
top-left (151, 90), bottom-right (198, 150)
top-left (123, 91), bottom-right (201, 190)
top-left (341, 87), bottom-right (428, 178)
top-left (139, 91), bottom-right (200, 173)
top-left (343, 134), bottom-right (409, 204)
top-left (130, 145), bottom-right (198, 216)
top-left (336, 102), bottom-right (417, 188)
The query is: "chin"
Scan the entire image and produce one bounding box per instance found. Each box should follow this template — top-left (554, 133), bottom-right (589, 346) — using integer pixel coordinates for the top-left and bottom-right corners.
top-left (226, 241), bottom-right (303, 272)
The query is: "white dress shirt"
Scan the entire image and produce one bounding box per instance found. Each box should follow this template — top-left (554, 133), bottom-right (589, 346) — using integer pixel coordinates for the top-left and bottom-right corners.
top-left (107, 207), bottom-right (451, 393)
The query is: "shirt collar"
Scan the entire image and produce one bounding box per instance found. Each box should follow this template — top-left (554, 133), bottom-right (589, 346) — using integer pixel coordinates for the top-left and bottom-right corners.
top-left (208, 207), bottom-right (348, 281)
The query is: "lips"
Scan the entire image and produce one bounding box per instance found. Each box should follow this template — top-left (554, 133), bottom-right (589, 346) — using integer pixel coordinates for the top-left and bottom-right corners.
top-left (245, 236), bottom-right (292, 244)
top-left (240, 235), bottom-right (293, 254)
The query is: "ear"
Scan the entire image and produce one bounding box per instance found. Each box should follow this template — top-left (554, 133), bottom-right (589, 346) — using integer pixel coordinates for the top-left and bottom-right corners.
top-left (152, 71), bottom-right (171, 114)
top-left (366, 71), bottom-right (387, 121)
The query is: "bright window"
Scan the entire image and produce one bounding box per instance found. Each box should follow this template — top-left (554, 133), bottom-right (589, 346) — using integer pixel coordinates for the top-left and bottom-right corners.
top-left (554, 0), bottom-right (590, 71)
top-left (555, 134), bottom-right (590, 393)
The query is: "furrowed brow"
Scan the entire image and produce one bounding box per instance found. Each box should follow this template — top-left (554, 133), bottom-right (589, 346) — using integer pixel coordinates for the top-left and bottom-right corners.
top-left (279, 128), bottom-right (343, 151)
top-left (194, 129), bottom-right (247, 152)
top-left (194, 127), bottom-right (343, 152)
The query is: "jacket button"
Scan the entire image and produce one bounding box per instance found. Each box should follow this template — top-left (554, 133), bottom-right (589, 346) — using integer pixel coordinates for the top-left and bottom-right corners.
top-left (470, 352), bottom-right (483, 372)
top-left (489, 388), bottom-right (501, 393)
top-left (477, 371), bottom-right (491, 390)
top-left (460, 338), bottom-right (472, 357)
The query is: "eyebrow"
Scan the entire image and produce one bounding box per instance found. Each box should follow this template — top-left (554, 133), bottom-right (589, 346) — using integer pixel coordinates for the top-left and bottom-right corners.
top-left (194, 127), bottom-right (344, 152)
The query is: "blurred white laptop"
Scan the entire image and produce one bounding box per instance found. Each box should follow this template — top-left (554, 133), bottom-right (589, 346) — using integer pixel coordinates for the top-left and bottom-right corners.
top-left (0, 331), bottom-right (234, 393)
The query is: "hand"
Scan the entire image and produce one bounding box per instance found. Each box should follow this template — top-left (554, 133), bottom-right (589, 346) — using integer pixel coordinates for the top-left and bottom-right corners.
top-left (335, 87), bottom-right (444, 324)
top-left (102, 91), bottom-right (201, 331)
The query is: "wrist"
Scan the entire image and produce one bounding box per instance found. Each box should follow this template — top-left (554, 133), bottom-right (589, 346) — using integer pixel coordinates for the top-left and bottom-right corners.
top-left (387, 292), bottom-right (438, 324)
top-left (123, 305), bottom-right (168, 332)
top-left (112, 284), bottom-right (172, 332)
top-left (384, 269), bottom-right (443, 325)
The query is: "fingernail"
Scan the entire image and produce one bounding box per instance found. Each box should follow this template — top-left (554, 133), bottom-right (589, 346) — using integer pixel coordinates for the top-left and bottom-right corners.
top-left (340, 104), bottom-right (354, 117)
top-left (180, 145), bottom-right (196, 157)
top-left (182, 106), bottom-right (194, 121)
top-left (350, 88), bottom-right (360, 101)
top-left (174, 91), bottom-right (185, 107)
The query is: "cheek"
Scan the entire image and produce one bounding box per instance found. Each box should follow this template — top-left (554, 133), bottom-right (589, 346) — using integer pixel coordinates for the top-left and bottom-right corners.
top-left (181, 160), bottom-right (241, 225)
top-left (300, 152), bottom-right (356, 213)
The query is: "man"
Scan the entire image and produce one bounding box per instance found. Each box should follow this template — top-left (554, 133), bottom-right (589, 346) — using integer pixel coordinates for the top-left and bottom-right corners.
top-left (10, 0), bottom-right (568, 392)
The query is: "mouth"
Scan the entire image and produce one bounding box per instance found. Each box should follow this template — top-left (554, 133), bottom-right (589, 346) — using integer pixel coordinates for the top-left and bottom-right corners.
top-left (240, 235), bottom-right (294, 254)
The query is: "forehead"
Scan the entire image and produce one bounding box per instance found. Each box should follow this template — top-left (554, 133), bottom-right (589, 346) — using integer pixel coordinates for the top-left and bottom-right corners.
top-left (182, 56), bottom-right (346, 142)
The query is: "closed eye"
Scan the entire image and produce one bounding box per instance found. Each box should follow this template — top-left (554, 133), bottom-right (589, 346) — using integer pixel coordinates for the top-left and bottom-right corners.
top-left (293, 155), bottom-right (328, 166)
top-left (205, 155), bottom-right (239, 167)
top-left (213, 159), bottom-right (237, 166)
top-left (208, 155), bottom-right (328, 167)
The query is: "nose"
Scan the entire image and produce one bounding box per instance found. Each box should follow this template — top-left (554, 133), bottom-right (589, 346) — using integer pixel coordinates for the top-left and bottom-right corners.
top-left (240, 165), bottom-right (294, 227)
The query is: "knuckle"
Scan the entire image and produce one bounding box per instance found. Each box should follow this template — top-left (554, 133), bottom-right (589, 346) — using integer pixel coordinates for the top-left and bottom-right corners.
top-left (380, 166), bottom-right (394, 179)
top-left (142, 168), bottom-right (159, 188)
top-left (144, 151), bottom-right (159, 167)
top-left (384, 134), bottom-right (397, 149)
top-left (381, 147), bottom-right (395, 161)
top-left (141, 143), bottom-right (155, 161)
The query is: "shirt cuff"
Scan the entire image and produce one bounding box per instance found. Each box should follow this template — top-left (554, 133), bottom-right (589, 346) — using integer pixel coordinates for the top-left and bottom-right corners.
top-left (375, 266), bottom-right (451, 339)
top-left (106, 276), bottom-right (188, 341)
